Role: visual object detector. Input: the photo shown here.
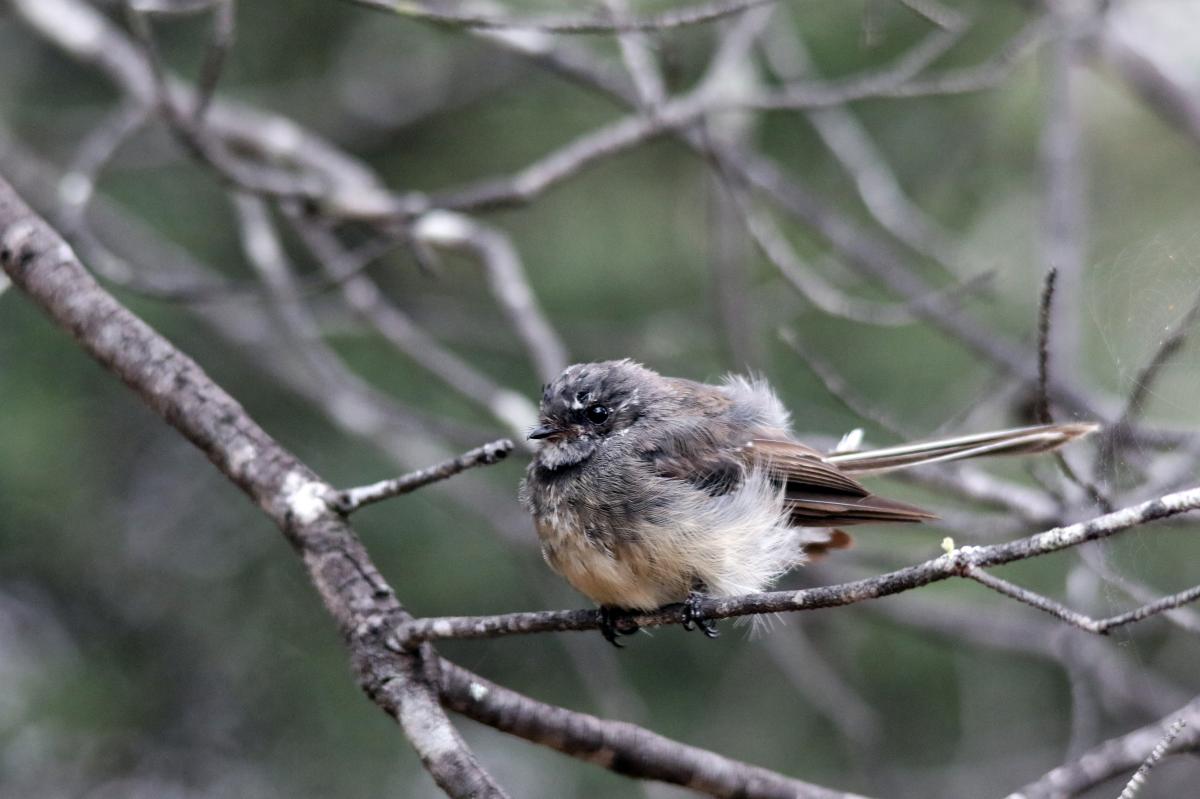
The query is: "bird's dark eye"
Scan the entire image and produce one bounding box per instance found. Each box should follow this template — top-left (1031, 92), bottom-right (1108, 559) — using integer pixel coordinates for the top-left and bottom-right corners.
top-left (584, 404), bottom-right (610, 424)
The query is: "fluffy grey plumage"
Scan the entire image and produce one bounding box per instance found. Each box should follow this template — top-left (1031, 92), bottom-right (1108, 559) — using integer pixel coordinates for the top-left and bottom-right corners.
top-left (520, 360), bottom-right (1097, 613)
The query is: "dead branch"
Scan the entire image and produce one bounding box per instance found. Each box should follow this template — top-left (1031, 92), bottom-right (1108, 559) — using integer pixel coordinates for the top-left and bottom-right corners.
top-left (395, 488), bottom-right (1200, 645)
top-left (0, 175), bottom-right (506, 798)
top-left (1006, 697), bottom-right (1200, 799)
top-left (335, 439), bottom-right (514, 513)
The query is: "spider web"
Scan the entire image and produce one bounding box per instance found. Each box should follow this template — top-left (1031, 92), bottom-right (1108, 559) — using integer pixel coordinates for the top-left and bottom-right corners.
top-left (1082, 231), bottom-right (1200, 641)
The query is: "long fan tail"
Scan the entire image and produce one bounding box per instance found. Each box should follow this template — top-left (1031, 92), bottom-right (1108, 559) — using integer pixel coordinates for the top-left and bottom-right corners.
top-left (825, 422), bottom-right (1100, 475)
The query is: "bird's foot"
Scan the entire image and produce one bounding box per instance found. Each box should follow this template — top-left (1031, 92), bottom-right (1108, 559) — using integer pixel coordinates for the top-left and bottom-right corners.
top-left (597, 605), bottom-right (640, 648)
top-left (681, 591), bottom-right (719, 639)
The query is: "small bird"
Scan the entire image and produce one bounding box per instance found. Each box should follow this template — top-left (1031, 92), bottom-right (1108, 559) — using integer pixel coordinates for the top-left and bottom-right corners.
top-left (519, 360), bottom-right (1097, 644)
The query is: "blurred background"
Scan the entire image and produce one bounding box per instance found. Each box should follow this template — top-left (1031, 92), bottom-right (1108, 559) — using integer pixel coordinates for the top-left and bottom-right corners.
top-left (1, 0), bottom-right (1199, 796)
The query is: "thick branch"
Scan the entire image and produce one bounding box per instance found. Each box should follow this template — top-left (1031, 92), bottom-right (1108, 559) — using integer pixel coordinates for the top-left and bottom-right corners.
top-left (438, 662), bottom-right (871, 799)
top-left (0, 175), bottom-right (508, 799)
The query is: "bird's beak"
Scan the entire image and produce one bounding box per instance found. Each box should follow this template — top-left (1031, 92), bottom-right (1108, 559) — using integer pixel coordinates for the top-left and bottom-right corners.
top-left (527, 425), bottom-right (562, 440)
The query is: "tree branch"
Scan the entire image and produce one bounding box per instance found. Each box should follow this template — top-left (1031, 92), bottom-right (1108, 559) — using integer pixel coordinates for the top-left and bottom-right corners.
top-left (1117, 717), bottom-right (1187, 799)
top-left (344, 0), bottom-right (776, 34)
top-left (438, 662), bottom-right (871, 799)
top-left (1006, 696), bottom-right (1200, 799)
top-left (0, 174), bottom-right (509, 799)
top-left (395, 487), bottom-right (1200, 645)
top-left (335, 439), bottom-right (514, 514)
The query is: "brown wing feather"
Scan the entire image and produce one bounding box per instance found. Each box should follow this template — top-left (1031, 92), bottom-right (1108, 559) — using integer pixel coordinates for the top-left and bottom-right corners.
top-left (746, 438), bottom-right (869, 495)
top-left (746, 438), bottom-right (935, 527)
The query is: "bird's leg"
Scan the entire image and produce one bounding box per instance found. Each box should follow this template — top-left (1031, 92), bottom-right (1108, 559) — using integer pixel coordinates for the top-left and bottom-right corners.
top-left (681, 584), bottom-right (720, 639)
top-left (597, 605), bottom-right (640, 648)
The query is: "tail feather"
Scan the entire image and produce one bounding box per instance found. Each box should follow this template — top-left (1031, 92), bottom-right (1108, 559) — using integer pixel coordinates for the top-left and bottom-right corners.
top-left (825, 422), bottom-right (1099, 475)
top-left (786, 491), bottom-right (937, 525)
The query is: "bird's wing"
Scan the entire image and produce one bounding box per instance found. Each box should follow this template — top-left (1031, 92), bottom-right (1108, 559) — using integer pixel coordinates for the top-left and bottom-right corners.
top-left (642, 429), bottom-right (934, 527)
top-left (747, 438), bottom-right (936, 526)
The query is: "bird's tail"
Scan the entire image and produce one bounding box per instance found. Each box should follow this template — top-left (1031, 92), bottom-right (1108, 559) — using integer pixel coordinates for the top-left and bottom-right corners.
top-left (825, 422), bottom-right (1099, 475)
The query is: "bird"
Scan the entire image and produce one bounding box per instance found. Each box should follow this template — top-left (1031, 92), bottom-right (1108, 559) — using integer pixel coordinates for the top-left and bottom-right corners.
top-left (518, 359), bottom-right (1098, 644)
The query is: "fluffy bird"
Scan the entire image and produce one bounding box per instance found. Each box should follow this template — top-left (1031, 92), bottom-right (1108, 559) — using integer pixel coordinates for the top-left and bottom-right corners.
top-left (519, 360), bottom-right (1097, 644)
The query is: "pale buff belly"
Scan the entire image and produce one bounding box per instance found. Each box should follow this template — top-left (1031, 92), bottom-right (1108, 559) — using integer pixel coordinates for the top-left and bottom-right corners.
top-left (536, 517), bottom-right (692, 610)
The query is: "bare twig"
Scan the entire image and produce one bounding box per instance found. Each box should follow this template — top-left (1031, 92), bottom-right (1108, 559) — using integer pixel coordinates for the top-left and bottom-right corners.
top-left (345, 0), bottom-right (776, 34)
top-left (335, 439), bottom-right (514, 514)
top-left (753, 25), bottom-right (963, 109)
top-left (125, 3), bottom-right (328, 203)
top-left (754, 17), bottom-right (1048, 108)
top-left (229, 194), bottom-right (484, 453)
top-left (1039, 10), bottom-right (1088, 385)
top-left (394, 487), bottom-right (1200, 645)
top-left (1036, 267), bottom-right (1111, 510)
top-left (1078, 544), bottom-right (1200, 635)
top-left (1117, 718), bottom-right (1187, 799)
top-left (284, 215), bottom-right (541, 440)
top-left (603, 0), bottom-right (666, 108)
top-left (134, 0), bottom-right (238, 121)
top-left (1007, 698), bottom-right (1200, 799)
top-left (894, 0), bottom-right (965, 31)
top-left (411, 211), bottom-right (568, 383)
top-left (883, 16), bottom-right (1049, 98)
top-left (730, 181), bottom-right (968, 327)
top-left (56, 101), bottom-right (149, 238)
top-left (963, 567), bottom-right (1200, 636)
top-left (0, 131), bottom-right (488, 452)
top-left (1118, 288), bottom-right (1200, 429)
top-left (760, 15), bottom-right (960, 265)
top-left (192, 0), bottom-right (236, 121)
top-left (888, 464), bottom-right (1063, 527)
top-left (779, 327), bottom-right (914, 438)
top-left (423, 97), bottom-right (707, 213)
top-left (1100, 286), bottom-right (1200, 479)
top-left (868, 593), bottom-right (1190, 718)
top-left (421, 20), bottom-right (1049, 217)
top-left (1100, 29), bottom-right (1200, 147)
top-left (762, 625), bottom-right (882, 748)
top-left (1035, 267), bottom-right (1057, 426)
top-left (713, 142), bottom-right (1059, 399)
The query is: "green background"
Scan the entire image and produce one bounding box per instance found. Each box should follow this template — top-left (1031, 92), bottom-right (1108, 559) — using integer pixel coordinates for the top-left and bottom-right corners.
top-left (1, 1), bottom-right (1198, 797)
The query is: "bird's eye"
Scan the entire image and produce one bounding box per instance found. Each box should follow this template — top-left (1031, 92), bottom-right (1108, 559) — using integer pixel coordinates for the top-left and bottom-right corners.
top-left (584, 404), bottom-right (610, 424)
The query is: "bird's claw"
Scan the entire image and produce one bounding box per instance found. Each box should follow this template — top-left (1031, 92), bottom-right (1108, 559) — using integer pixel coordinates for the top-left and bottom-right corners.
top-left (598, 605), bottom-right (640, 648)
top-left (682, 591), bottom-right (719, 639)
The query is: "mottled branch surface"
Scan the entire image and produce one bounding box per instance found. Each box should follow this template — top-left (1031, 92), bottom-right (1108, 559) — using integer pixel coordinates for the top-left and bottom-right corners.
top-left (397, 488), bottom-right (1200, 645)
top-left (0, 175), bottom-right (506, 799)
top-left (335, 438), bottom-right (515, 513)
top-left (439, 663), bottom-right (866, 799)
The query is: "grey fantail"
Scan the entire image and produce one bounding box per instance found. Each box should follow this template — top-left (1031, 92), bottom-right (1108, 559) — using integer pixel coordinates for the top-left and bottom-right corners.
top-left (519, 360), bottom-right (1098, 643)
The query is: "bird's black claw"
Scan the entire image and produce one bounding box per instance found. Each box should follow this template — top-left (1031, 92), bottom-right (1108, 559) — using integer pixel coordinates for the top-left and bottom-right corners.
top-left (682, 591), bottom-right (719, 639)
top-left (598, 605), bottom-right (640, 648)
